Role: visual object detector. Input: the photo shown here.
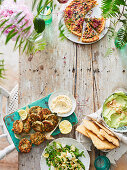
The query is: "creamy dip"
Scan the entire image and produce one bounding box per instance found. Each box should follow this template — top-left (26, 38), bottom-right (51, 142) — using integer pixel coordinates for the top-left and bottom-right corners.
top-left (102, 92), bottom-right (127, 129)
top-left (51, 95), bottom-right (72, 114)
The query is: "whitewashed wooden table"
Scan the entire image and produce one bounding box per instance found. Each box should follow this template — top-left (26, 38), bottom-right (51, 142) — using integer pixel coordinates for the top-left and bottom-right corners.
top-left (18, 1), bottom-right (127, 170)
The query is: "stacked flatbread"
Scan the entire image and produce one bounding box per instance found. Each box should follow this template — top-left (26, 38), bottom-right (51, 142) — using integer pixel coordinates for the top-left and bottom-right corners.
top-left (76, 119), bottom-right (119, 150)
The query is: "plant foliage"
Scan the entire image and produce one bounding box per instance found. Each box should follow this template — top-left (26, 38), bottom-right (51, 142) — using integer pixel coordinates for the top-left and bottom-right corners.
top-left (101, 0), bottom-right (126, 18)
top-left (59, 21), bottom-right (67, 40)
top-left (0, 53), bottom-right (5, 79)
top-left (0, 0), bottom-right (53, 55)
top-left (101, 0), bottom-right (127, 49)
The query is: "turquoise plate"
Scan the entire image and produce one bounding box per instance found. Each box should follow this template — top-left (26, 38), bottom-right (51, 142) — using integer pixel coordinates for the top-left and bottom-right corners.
top-left (3, 94), bottom-right (78, 151)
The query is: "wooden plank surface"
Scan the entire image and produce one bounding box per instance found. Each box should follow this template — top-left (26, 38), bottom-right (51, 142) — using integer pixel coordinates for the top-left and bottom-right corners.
top-left (18, 0), bottom-right (127, 170)
top-left (19, 1), bottom-right (77, 170)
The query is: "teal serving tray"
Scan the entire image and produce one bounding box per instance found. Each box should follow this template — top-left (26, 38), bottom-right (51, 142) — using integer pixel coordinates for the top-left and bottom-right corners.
top-left (3, 94), bottom-right (78, 151)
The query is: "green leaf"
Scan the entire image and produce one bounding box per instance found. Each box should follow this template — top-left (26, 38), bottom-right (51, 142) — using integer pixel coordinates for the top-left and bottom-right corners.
top-left (20, 21), bottom-right (29, 29)
top-left (14, 35), bottom-right (20, 50)
top-left (17, 15), bottom-right (26, 24)
top-left (22, 26), bottom-right (31, 33)
top-left (54, 4), bottom-right (57, 9)
top-left (18, 37), bottom-right (25, 53)
top-left (0, 19), bottom-right (9, 28)
top-left (123, 13), bottom-right (127, 18)
top-left (5, 28), bottom-right (18, 44)
top-left (32, 0), bottom-right (37, 11)
top-left (59, 21), bottom-right (66, 40)
top-left (0, 59), bottom-right (5, 79)
top-left (22, 40), bottom-right (28, 53)
top-left (14, 12), bottom-right (23, 19)
top-left (120, 19), bottom-right (127, 25)
top-left (1, 24), bottom-right (13, 34)
top-left (37, 0), bottom-right (43, 13)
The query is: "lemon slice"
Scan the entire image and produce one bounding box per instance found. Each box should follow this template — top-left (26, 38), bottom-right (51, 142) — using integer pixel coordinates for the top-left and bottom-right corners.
top-left (59, 120), bottom-right (72, 134)
top-left (18, 110), bottom-right (28, 121)
top-left (46, 8), bottom-right (51, 15)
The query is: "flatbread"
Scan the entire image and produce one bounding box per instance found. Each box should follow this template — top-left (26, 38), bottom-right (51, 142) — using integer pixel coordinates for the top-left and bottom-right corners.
top-left (76, 124), bottom-right (90, 138)
top-left (83, 119), bottom-right (104, 140)
top-left (93, 119), bottom-right (115, 136)
top-left (87, 130), bottom-right (117, 150)
top-left (99, 129), bottom-right (119, 147)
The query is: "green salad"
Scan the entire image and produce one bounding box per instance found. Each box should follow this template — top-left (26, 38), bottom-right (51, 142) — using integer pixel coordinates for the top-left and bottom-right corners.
top-left (102, 92), bottom-right (127, 128)
top-left (43, 141), bottom-right (86, 170)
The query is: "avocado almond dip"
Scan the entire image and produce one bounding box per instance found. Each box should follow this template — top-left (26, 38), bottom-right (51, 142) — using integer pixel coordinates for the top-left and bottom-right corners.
top-left (102, 92), bottom-right (127, 129)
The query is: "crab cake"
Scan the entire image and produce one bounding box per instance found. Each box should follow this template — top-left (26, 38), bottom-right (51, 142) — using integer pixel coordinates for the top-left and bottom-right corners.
top-left (39, 108), bottom-right (52, 120)
top-left (46, 114), bottom-right (59, 127)
top-left (12, 120), bottom-right (23, 134)
top-left (30, 132), bottom-right (45, 145)
top-left (23, 120), bottom-right (31, 133)
top-left (43, 120), bottom-right (54, 132)
top-left (19, 138), bottom-right (32, 153)
top-left (32, 121), bottom-right (44, 132)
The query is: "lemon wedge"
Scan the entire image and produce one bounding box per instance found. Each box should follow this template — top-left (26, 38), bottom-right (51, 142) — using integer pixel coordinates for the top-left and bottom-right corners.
top-left (45, 8), bottom-right (51, 15)
top-left (59, 120), bottom-right (72, 134)
top-left (18, 110), bottom-right (28, 121)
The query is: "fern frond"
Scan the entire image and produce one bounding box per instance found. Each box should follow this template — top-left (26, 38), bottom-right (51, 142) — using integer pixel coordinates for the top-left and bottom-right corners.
top-left (115, 28), bottom-right (127, 48)
top-left (101, 0), bottom-right (126, 18)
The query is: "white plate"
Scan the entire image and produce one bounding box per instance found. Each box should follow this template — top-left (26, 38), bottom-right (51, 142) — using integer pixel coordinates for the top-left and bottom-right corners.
top-left (40, 138), bottom-right (90, 170)
top-left (48, 90), bottom-right (76, 117)
top-left (59, 0), bottom-right (110, 44)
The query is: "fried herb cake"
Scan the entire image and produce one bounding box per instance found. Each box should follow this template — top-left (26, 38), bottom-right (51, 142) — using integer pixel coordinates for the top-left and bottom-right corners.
top-left (32, 121), bottom-right (44, 132)
top-left (22, 120), bottom-right (31, 133)
top-left (30, 132), bottom-right (45, 145)
top-left (19, 138), bottom-right (32, 153)
top-left (12, 120), bottom-right (23, 134)
top-left (39, 108), bottom-right (52, 120)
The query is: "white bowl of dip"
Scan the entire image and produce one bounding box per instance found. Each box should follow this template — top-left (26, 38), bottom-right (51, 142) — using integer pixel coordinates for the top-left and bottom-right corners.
top-left (48, 90), bottom-right (76, 117)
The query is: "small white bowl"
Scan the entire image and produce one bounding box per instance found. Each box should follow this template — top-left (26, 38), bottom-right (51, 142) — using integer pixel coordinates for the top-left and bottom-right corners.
top-left (48, 90), bottom-right (76, 117)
